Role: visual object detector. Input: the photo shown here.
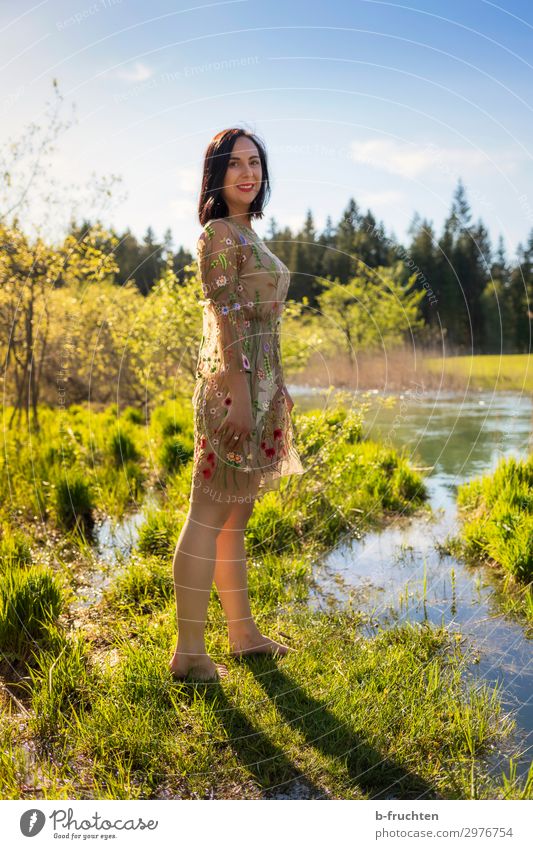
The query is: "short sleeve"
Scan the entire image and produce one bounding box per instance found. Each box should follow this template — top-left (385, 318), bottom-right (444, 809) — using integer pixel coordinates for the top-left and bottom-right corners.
top-left (197, 219), bottom-right (250, 378)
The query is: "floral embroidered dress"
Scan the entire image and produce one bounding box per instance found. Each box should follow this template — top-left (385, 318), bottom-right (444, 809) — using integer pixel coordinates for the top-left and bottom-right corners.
top-left (190, 217), bottom-right (305, 503)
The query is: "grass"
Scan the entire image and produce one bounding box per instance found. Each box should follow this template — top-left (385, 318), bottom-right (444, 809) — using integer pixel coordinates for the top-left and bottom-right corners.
top-left (0, 609), bottom-right (525, 800)
top-left (425, 353), bottom-right (533, 392)
top-left (0, 397), bottom-right (531, 799)
top-left (444, 454), bottom-right (533, 628)
top-left (292, 349), bottom-right (533, 393)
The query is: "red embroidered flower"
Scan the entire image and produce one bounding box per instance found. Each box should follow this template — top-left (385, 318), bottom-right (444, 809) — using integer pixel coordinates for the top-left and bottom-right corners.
top-left (224, 397), bottom-right (232, 405)
top-left (200, 436), bottom-right (207, 448)
top-left (206, 452), bottom-right (215, 465)
top-left (265, 447), bottom-right (276, 458)
top-left (273, 428), bottom-right (283, 440)
top-left (260, 440), bottom-right (266, 449)
top-left (202, 467), bottom-right (212, 479)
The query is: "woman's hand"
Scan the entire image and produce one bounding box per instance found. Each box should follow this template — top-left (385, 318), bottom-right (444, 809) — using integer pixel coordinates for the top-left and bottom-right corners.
top-left (216, 381), bottom-right (254, 452)
top-left (282, 384), bottom-right (295, 414)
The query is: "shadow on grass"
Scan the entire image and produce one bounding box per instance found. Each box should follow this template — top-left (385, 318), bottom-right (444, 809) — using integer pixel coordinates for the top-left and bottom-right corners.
top-left (174, 658), bottom-right (439, 800)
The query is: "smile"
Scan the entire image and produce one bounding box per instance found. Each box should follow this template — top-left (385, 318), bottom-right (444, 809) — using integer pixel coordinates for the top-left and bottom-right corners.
top-left (236, 183), bottom-right (255, 192)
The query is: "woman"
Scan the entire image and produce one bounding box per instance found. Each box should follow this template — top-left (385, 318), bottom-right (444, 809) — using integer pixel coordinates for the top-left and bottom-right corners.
top-left (170, 128), bottom-right (305, 682)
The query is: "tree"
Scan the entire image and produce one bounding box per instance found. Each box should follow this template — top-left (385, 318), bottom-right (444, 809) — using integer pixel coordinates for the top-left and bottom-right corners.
top-left (0, 222), bottom-right (118, 429)
top-left (316, 260), bottom-right (425, 366)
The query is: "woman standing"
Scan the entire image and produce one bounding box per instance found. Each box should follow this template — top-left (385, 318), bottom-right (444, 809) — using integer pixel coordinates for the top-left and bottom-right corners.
top-left (170, 128), bottom-right (305, 681)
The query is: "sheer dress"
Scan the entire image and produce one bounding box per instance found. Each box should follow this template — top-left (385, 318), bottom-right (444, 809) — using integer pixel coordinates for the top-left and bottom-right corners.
top-left (190, 217), bottom-right (305, 504)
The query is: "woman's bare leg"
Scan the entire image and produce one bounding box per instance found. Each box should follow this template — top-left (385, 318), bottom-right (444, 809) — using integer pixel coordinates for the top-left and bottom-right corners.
top-left (213, 499), bottom-right (291, 658)
top-left (170, 501), bottom-right (233, 680)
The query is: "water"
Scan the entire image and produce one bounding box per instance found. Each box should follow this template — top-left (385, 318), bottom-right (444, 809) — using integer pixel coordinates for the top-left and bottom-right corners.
top-left (294, 385), bottom-right (533, 781)
top-left (76, 491), bottom-right (160, 608)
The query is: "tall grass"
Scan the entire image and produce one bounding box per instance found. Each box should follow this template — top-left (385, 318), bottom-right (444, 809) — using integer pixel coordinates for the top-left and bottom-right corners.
top-left (455, 455), bottom-right (533, 583)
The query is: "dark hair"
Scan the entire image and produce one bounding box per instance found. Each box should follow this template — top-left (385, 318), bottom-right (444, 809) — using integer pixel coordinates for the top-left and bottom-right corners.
top-left (198, 128), bottom-right (271, 226)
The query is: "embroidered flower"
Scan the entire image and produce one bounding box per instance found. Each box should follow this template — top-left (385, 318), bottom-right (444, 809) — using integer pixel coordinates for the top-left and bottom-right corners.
top-left (216, 391), bottom-right (223, 397)
top-left (257, 368), bottom-right (265, 380)
top-left (210, 407), bottom-right (217, 414)
top-left (265, 447), bottom-right (276, 458)
top-left (227, 452), bottom-right (243, 464)
top-left (224, 397), bottom-right (232, 406)
top-left (247, 301), bottom-right (254, 308)
top-left (263, 342), bottom-right (270, 352)
top-left (216, 274), bottom-right (227, 287)
top-left (200, 436), bottom-right (207, 448)
top-left (221, 305), bottom-right (230, 315)
top-left (233, 302), bottom-right (241, 310)
top-left (273, 428), bottom-right (283, 440)
top-left (206, 452), bottom-right (215, 465)
top-left (202, 467), bottom-right (212, 479)
top-left (237, 284), bottom-right (244, 292)
top-left (242, 354), bottom-right (251, 370)
top-left (224, 238), bottom-right (233, 246)
top-left (244, 320), bottom-right (251, 327)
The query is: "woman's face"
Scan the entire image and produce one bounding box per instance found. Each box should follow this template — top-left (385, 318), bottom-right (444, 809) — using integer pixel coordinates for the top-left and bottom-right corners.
top-left (221, 136), bottom-right (262, 212)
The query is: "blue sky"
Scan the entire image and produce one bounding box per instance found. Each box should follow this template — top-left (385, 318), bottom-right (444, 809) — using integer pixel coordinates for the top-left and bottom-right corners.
top-left (1, 0), bottom-right (533, 259)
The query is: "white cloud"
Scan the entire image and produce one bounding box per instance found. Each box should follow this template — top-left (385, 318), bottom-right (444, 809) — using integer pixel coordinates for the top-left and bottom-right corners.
top-left (116, 62), bottom-right (155, 83)
top-left (350, 139), bottom-right (489, 179)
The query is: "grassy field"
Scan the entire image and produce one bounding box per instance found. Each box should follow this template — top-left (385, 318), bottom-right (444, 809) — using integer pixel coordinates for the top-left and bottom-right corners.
top-left (425, 353), bottom-right (533, 392)
top-left (0, 398), bottom-right (531, 799)
top-left (293, 350), bottom-right (533, 393)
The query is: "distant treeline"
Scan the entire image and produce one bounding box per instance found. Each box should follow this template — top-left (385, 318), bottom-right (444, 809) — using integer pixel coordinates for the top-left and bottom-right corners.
top-left (73, 178), bottom-right (532, 354)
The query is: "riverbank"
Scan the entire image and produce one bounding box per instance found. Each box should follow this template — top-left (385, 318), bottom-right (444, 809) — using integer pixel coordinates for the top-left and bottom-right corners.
top-left (0, 399), bottom-right (530, 799)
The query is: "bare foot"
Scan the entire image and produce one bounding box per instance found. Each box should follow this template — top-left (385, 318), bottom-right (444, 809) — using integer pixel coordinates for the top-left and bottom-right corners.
top-left (169, 651), bottom-right (229, 682)
top-left (229, 632), bottom-right (294, 659)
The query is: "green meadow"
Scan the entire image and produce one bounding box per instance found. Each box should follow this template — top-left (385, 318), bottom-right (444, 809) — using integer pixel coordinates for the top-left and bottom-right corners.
top-left (0, 398), bottom-right (531, 800)
top-left (425, 353), bottom-right (533, 392)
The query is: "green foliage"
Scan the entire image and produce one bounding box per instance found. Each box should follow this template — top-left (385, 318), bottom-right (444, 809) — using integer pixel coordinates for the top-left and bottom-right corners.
top-left (0, 528), bottom-right (33, 569)
top-left (52, 472), bottom-right (95, 531)
top-left (456, 455), bottom-right (533, 582)
top-left (108, 428), bottom-right (140, 465)
top-left (137, 510), bottom-right (180, 559)
top-left (104, 557), bottom-right (174, 612)
top-left (122, 407), bottom-right (145, 425)
top-left (0, 565), bottom-right (63, 659)
top-left (316, 261), bottom-right (425, 360)
top-left (29, 632), bottom-right (98, 744)
top-left (159, 435), bottom-right (194, 474)
top-left (246, 491), bottom-right (302, 555)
